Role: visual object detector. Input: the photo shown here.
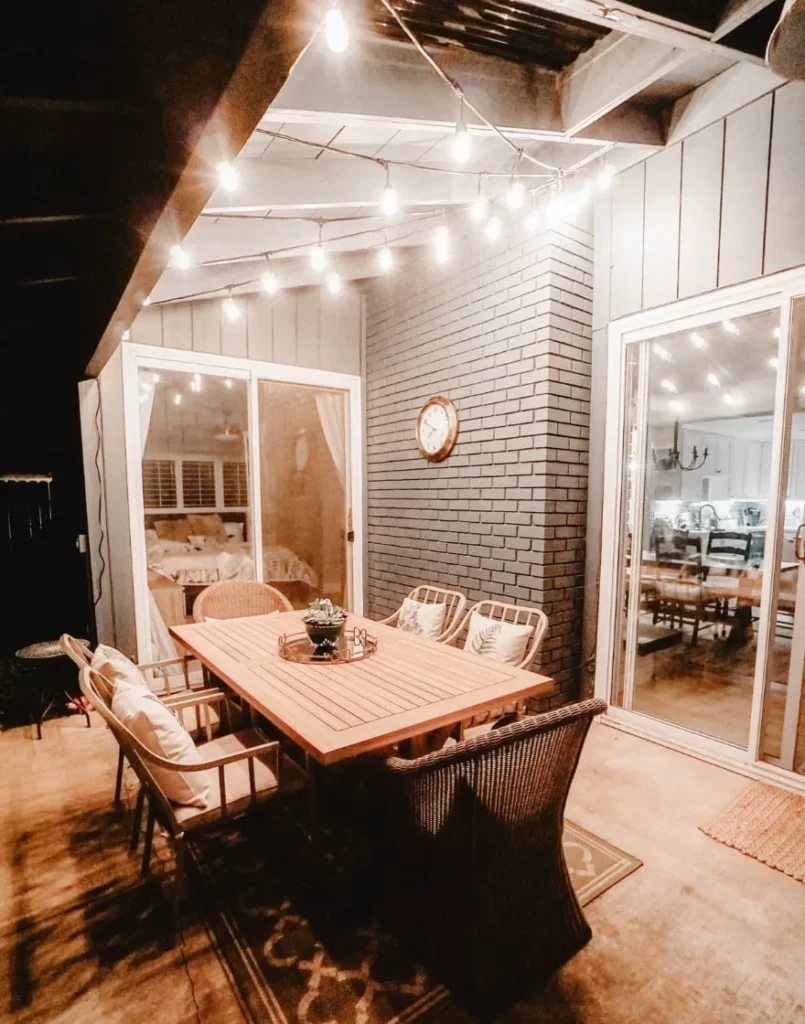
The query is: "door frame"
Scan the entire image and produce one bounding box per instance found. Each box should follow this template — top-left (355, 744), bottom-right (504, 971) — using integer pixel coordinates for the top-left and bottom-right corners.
top-left (121, 343), bottom-right (365, 663)
top-left (594, 265), bottom-right (805, 794)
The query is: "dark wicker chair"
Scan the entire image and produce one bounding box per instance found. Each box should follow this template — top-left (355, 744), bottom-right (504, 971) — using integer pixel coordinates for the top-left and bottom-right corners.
top-left (381, 698), bottom-right (607, 1015)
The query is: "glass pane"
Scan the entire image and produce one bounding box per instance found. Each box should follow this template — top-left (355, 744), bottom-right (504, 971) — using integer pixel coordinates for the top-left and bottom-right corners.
top-left (138, 368), bottom-right (252, 657)
top-left (760, 296), bottom-right (805, 775)
top-left (257, 380), bottom-right (350, 610)
top-left (620, 308), bottom-right (780, 747)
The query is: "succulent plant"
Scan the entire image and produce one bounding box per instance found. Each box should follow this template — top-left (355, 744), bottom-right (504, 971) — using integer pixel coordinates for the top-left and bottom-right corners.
top-left (302, 598), bottom-right (347, 627)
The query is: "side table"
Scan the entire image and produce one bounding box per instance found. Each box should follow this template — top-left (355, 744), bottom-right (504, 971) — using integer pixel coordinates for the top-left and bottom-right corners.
top-left (15, 640), bottom-right (91, 739)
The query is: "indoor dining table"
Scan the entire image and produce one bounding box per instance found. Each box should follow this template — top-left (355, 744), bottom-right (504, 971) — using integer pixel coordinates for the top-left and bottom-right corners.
top-left (169, 611), bottom-right (556, 765)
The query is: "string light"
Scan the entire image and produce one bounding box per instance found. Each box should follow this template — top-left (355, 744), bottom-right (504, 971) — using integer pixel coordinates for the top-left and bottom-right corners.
top-left (224, 378), bottom-right (233, 388)
top-left (261, 268), bottom-right (279, 294)
top-left (722, 319), bottom-right (739, 335)
top-left (452, 100), bottom-right (471, 163)
top-left (169, 244), bottom-right (191, 270)
top-left (596, 164), bottom-right (616, 190)
top-left (142, 296), bottom-right (152, 306)
top-left (484, 213), bottom-right (502, 242)
top-left (506, 178), bottom-right (525, 210)
top-left (190, 372), bottom-right (203, 392)
top-left (433, 224), bottom-right (450, 264)
top-left (470, 194), bottom-right (488, 222)
top-left (222, 290), bottom-right (241, 321)
top-left (379, 165), bottom-right (400, 216)
top-left (690, 332), bottom-right (707, 349)
top-left (326, 271), bottom-right (342, 294)
top-left (310, 224), bottom-right (327, 271)
top-left (378, 245), bottom-right (394, 271)
top-left (121, 329), bottom-right (130, 341)
top-left (173, 392), bottom-right (183, 406)
top-left (768, 356), bottom-right (779, 369)
top-left (324, 5), bottom-right (349, 52)
top-left (152, 372), bottom-right (160, 384)
top-left (216, 161), bottom-right (238, 192)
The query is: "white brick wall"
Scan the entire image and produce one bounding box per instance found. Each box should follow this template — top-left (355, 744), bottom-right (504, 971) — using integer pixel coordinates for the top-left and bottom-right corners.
top-left (363, 213), bottom-right (593, 703)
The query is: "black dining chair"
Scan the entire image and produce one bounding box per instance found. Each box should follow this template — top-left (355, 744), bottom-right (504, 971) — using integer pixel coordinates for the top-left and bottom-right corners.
top-left (707, 530), bottom-right (752, 562)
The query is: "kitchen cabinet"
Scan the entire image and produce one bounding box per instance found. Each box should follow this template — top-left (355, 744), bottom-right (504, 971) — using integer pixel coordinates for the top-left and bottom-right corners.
top-left (679, 429), bottom-right (767, 500)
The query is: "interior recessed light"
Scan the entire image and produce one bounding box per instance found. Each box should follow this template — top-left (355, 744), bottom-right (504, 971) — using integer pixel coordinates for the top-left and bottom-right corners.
top-left (689, 332), bottom-right (707, 350)
top-left (707, 373), bottom-right (720, 387)
top-left (660, 379), bottom-right (677, 393)
top-left (768, 357), bottom-right (779, 369)
top-left (722, 319), bottom-right (739, 335)
top-left (653, 344), bottom-right (672, 362)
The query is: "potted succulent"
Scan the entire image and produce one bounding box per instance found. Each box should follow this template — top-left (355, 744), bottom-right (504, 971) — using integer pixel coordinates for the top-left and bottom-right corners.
top-left (302, 598), bottom-right (347, 654)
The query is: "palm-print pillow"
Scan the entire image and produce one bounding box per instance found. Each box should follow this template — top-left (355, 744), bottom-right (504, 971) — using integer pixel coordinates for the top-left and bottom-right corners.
top-left (397, 598), bottom-right (447, 640)
top-left (463, 611), bottom-right (533, 665)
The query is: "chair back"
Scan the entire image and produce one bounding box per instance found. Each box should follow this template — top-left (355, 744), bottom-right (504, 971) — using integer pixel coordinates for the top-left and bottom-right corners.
top-left (382, 584), bottom-right (466, 639)
top-left (60, 634), bottom-right (118, 704)
top-left (192, 580), bottom-right (293, 622)
top-left (444, 599), bottom-right (548, 669)
top-left (652, 528), bottom-right (700, 561)
top-left (707, 530), bottom-right (752, 561)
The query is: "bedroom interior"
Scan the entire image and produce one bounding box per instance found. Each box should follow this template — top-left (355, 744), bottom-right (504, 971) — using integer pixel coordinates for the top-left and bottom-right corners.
top-left (3, 1), bottom-right (805, 1022)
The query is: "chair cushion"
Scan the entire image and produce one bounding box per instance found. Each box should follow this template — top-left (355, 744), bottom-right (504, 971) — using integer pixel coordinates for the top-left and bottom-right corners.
top-left (91, 643), bottom-right (149, 690)
top-left (397, 598), bottom-right (447, 640)
top-left (110, 685), bottom-right (211, 808)
top-left (464, 612), bottom-right (533, 665)
top-left (174, 729), bottom-right (305, 827)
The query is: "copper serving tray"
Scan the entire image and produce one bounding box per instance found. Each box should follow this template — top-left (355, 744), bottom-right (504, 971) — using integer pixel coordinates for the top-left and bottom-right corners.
top-left (278, 627), bottom-right (378, 665)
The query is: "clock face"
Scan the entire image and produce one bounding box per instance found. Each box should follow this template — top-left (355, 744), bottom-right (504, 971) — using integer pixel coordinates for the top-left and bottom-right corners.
top-left (416, 397), bottom-right (458, 462)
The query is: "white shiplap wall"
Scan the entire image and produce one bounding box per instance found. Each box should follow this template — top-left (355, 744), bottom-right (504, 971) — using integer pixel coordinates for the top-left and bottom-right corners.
top-left (129, 285), bottom-right (362, 375)
top-left (583, 79), bottom-right (805, 678)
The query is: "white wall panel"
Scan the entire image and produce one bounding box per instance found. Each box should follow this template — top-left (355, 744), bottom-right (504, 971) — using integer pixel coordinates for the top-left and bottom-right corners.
top-left (130, 306), bottom-right (163, 347)
top-left (642, 145), bottom-right (681, 308)
top-left (161, 303), bottom-right (192, 350)
top-left (191, 300), bottom-right (221, 354)
top-left (678, 121), bottom-right (724, 298)
top-left (609, 163), bottom-right (645, 320)
top-left (295, 287), bottom-right (321, 367)
top-left (220, 306), bottom-right (248, 358)
top-left (246, 296), bottom-right (274, 362)
top-left (272, 292), bottom-right (298, 365)
top-left (719, 93), bottom-right (772, 287)
top-left (765, 82), bottom-right (805, 275)
top-left (592, 190), bottom-right (612, 331)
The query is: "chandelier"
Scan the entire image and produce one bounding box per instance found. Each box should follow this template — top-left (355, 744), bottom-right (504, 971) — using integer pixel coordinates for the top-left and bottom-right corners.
top-left (651, 444), bottom-right (709, 472)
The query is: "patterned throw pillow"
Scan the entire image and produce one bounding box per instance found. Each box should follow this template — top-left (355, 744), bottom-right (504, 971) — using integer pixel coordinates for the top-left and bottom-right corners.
top-left (91, 643), bottom-right (150, 690)
top-left (397, 598), bottom-right (447, 640)
top-left (463, 611), bottom-right (534, 666)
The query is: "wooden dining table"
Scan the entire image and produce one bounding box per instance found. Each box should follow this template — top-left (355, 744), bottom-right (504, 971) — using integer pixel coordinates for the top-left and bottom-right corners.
top-left (169, 611), bottom-right (555, 766)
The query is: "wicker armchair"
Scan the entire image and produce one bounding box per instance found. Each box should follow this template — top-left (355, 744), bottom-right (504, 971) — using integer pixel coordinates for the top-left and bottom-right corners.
top-left (381, 698), bottom-right (607, 1014)
top-left (79, 665), bottom-right (305, 938)
top-left (192, 580), bottom-right (293, 621)
top-left (60, 634), bottom-right (220, 806)
top-left (379, 584), bottom-right (467, 641)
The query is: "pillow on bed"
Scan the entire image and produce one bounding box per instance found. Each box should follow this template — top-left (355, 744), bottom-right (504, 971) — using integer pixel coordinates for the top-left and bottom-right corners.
top-left (224, 521), bottom-right (244, 542)
top-left (145, 528), bottom-right (159, 545)
top-left (188, 513), bottom-right (228, 542)
top-left (155, 518), bottom-right (192, 543)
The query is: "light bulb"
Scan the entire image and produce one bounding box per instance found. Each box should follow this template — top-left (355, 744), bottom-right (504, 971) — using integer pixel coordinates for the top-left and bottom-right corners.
top-left (222, 296), bottom-right (241, 321)
top-left (216, 161), bottom-right (238, 193)
top-left (470, 195), bottom-right (488, 222)
top-left (324, 7), bottom-right (349, 52)
top-left (378, 246), bottom-right (394, 271)
top-left (707, 373), bottom-right (720, 387)
top-left (380, 184), bottom-right (400, 216)
top-left (452, 124), bottom-right (471, 163)
top-left (773, 326), bottom-right (781, 339)
top-left (310, 245), bottom-right (327, 272)
top-left (660, 378), bottom-right (677, 393)
top-left (690, 332), bottom-right (707, 349)
top-left (524, 210), bottom-right (540, 233)
top-left (169, 245), bottom-right (191, 270)
top-left (484, 215), bottom-right (502, 241)
top-left (506, 180), bottom-right (525, 209)
top-left (224, 378), bottom-right (233, 389)
top-left (173, 393), bottom-right (182, 406)
top-left (121, 329), bottom-right (130, 341)
top-left (722, 319), bottom-right (739, 335)
top-left (190, 372), bottom-right (203, 393)
top-left (653, 344), bottom-right (672, 362)
top-left (152, 373), bottom-right (160, 384)
top-left (142, 296), bottom-right (152, 306)
top-left (768, 356), bottom-right (779, 369)
top-left (596, 164), bottom-right (616, 190)
top-left (326, 271), bottom-right (342, 295)
top-left (261, 270), bottom-right (279, 294)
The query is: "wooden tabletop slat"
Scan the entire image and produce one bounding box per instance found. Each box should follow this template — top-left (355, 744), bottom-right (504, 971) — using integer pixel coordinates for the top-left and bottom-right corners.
top-left (170, 612), bottom-right (556, 764)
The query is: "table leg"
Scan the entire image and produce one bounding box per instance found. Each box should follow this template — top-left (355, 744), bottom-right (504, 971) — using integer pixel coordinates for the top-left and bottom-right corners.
top-left (305, 753), bottom-right (319, 842)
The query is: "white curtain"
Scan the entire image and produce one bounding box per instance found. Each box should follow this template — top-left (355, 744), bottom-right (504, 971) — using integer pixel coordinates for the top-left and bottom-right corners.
top-left (315, 392), bottom-right (346, 488)
top-left (139, 377), bottom-right (179, 665)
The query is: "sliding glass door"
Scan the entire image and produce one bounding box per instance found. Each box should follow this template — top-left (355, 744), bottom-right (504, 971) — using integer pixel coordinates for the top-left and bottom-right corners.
top-left (598, 271), bottom-right (805, 788)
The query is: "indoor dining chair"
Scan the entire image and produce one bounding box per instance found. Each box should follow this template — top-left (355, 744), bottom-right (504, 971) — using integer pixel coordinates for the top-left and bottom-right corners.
top-left (379, 583), bottom-right (467, 641)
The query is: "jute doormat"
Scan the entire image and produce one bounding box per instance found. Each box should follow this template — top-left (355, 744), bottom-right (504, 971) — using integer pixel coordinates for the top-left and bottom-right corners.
top-left (190, 818), bottom-right (641, 1024)
top-left (701, 783), bottom-right (805, 884)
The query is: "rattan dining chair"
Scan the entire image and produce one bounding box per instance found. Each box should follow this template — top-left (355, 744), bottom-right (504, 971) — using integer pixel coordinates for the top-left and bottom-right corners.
top-left (379, 584), bottom-right (467, 641)
top-left (60, 634), bottom-right (220, 806)
top-left (381, 698), bottom-right (607, 1014)
top-left (79, 664), bottom-right (305, 938)
top-left (192, 580), bottom-right (293, 621)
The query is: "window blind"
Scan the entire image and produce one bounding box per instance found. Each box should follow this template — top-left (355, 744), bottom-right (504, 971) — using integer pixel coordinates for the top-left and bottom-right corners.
top-left (142, 460), bottom-right (177, 509)
top-left (222, 461), bottom-right (248, 507)
top-left (181, 460), bottom-right (216, 508)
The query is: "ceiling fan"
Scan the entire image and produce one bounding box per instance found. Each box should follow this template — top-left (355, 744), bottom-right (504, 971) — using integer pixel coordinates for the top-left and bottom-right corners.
top-left (213, 418), bottom-right (243, 442)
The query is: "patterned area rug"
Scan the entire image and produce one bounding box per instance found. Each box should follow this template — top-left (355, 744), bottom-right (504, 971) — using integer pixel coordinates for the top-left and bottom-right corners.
top-left (701, 783), bottom-right (805, 884)
top-left (190, 816), bottom-right (641, 1024)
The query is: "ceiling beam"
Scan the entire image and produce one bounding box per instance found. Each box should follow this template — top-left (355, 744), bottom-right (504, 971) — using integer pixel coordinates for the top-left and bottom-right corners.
top-left (560, 31), bottom-right (691, 137)
top-left (713, 0), bottom-right (780, 41)
top-left (520, 1), bottom-right (767, 66)
top-left (88, 1), bottom-right (312, 376)
top-left (267, 32), bottom-right (665, 147)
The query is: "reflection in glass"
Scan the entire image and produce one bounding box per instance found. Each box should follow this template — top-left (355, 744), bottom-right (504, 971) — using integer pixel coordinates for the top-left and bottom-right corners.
top-left (760, 297), bottom-right (805, 775)
top-left (138, 369), bottom-right (252, 659)
top-left (615, 309), bottom-right (780, 748)
top-left (258, 381), bottom-right (350, 609)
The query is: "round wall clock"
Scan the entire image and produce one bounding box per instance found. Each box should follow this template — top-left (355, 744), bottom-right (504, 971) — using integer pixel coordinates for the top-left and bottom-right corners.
top-left (416, 396), bottom-right (459, 462)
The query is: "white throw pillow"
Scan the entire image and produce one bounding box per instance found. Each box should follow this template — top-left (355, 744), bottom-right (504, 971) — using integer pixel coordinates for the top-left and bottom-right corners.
top-left (111, 684), bottom-right (211, 808)
top-left (397, 598), bottom-right (447, 640)
top-left (91, 643), bottom-right (149, 690)
top-left (463, 611), bottom-right (534, 666)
